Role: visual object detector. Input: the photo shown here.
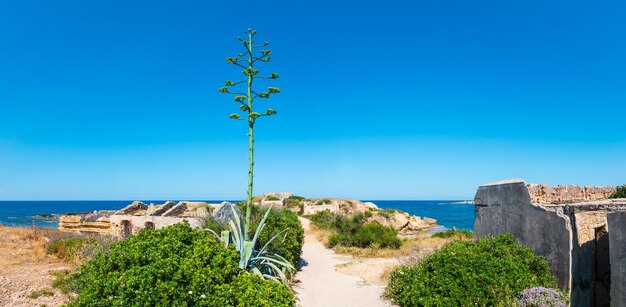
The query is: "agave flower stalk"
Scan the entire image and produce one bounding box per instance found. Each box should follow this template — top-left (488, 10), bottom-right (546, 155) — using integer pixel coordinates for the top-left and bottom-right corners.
top-left (219, 28), bottom-right (279, 240)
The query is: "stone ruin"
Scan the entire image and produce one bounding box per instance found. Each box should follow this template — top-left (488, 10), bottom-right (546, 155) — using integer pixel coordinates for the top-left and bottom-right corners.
top-left (59, 201), bottom-right (229, 237)
top-left (474, 179), bottom-right (626, 306)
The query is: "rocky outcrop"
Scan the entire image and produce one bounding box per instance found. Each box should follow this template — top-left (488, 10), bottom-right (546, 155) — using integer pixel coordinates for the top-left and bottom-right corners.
top-left (116, 201), bottom-right (147, 215)
top-left (58, 215), bottom-right (112, 234)
top-left (367, 211), bottom-right (437, 235)
top-left (213, 202), bottom-right (240, 224)
top-left (527, 184), bottom-right (616, 204)
top-left (162, 202), bottom-right (187, 217)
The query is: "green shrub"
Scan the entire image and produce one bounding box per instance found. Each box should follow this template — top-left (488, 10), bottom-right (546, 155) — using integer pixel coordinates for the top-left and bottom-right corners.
top-left (251, 208), bottom-right (304, 268)
top-left (610, 185), bottom-right (626, 198)
top-left (311, 211), bottom-right (401, 249)
top-left (266, 196), bottom-right (280, 201)
top-left (309, 210), bottom-right (337, 229)
top-left (431, 229), bottom-right (474, 239)
top-left (316, 199), bottom-right (332, 206)
top-left (47, 237), bottom-right (97, 261)
top-left (386, 234), bottom-right (556, 306)
top-left (68, 222), bottom-right (295, 306)
top-left (329, 222), bottom-right (401, 249)
top-left (287, 195), bottom-right (305, 201)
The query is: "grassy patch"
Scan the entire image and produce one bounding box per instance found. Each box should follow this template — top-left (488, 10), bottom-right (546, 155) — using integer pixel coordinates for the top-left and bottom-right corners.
top-left (431, 229), bottom-right (474, 239)
top-left (28, 289), bottom-right (54, 299)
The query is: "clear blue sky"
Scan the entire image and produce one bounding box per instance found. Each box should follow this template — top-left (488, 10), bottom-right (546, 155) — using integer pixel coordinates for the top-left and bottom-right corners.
top-left (1, 0), bottom-right (624, 200)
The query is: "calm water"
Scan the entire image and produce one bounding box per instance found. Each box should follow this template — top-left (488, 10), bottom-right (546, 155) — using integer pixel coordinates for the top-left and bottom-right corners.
top-left (0, 200), bottom-right (475, 230)
top-left (370, 200), bottom-right (475, 230)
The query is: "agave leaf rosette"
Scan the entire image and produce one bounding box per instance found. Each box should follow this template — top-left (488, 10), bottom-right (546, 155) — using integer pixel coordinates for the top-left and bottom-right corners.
top-left (207, 205), bottom-right (295, 284)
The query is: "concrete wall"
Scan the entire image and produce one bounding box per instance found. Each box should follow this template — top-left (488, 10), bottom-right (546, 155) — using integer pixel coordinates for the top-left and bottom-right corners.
top-left (608, 211), bottom-right (626, 306)
top-left (474, 179), bottom-right (573, 290)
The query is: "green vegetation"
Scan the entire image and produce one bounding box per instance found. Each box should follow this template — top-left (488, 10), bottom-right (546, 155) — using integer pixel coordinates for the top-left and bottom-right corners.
top-left (386, 234), bottom-right (557, 306)
top-left (252, 208), bottom-right (304, 268)
top-left (207, 204), bottom-right (303, 269)
top-left (219, 28), bottom-right (280, 234)
top-left (266, 196), bottom-right (280, 201)
top-left (316, 199), bottom-right (332, 206)
top-left (47, 237), bottom-right (97, 261)
top-left (431, 229), bottom-right (474, 239)
top-left (28, 289), bottom-right (54, 299)
top-left (310, 211), bottom-right (401, 249)
top-left (610, 185), bottom-right (626, 198)
top-left (67, 222), bottom-right (294, 306)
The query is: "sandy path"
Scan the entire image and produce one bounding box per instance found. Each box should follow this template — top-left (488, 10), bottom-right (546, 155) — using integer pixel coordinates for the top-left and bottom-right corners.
top-left (294, 218), bottom-right (393, 307)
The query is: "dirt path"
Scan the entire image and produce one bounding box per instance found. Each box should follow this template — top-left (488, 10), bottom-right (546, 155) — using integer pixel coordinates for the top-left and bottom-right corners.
top-left (294, 218), bottom-right (394, 307)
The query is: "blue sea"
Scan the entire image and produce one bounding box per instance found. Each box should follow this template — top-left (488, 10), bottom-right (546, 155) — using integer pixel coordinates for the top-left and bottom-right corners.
top-left (0, 200), bottom-right (475, 230)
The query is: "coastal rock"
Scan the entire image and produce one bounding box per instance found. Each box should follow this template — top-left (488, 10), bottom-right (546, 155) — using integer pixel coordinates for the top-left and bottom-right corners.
top-left (261, 200), bottom-right (284, 209)
top-left (162, 202), bottom-right (187, 217)
top-left (264, 192), bottom-right (293, 200)
top-left (151, 201), bottom-right (177, 216)
top-left (213, 202), bottom-right (240, 224)
top-left (116, 201), bottom-right (147, 215)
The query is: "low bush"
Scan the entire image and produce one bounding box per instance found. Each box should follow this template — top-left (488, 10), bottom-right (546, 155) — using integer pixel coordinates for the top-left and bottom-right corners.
top-left (386, 234), bottom-right (558, 306)
top-left (67, 222), bottom-right (295, 306)
top-left (266, 196), bottom-right (280, 201)
top-left (310, 211), bottom-right (401, 249)
top-left (47, 237), bottom-right (97, 261)
top-left (251, 208), bottom-right (304, 267)
top-left (431, 229), bottom-right (474, 239)
top-left (610, 185), bottom-right (626, 199)
top-left (316, 199), bottom-right (332, 206)
top-left (329, 222), bottom-right (401, 249)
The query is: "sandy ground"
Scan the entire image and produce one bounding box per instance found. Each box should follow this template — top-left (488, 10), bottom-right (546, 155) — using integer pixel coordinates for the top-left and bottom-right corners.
top-left (0, 226), bottom-right (71, 306)
top-left (294, 218), bottom-right (396, 307)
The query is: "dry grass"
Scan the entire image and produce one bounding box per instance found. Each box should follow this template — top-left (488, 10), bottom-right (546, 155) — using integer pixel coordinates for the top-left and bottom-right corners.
top-left (0, 225), bottom-right (74, 306)
top-left (0, 225), bottom-right (67, 266)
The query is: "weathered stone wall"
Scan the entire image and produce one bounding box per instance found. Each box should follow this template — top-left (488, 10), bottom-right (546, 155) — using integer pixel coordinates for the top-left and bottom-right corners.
top-left (570, 211), bottom-right (609, 306)
top-left (474, 179), bottom-right (573, 290)
top-left (608, 211), bottom-right (626, 306)
top-left (59, 215), bottom-right (112, 234)
top-left (109, 215), bottom-right (204, 236)
top-left (527, 184), bottom-right (616, 204)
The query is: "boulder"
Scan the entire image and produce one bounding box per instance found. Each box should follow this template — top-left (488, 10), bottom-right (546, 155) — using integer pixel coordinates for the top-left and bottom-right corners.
top-left (212, 202), bottom-right (241, 224)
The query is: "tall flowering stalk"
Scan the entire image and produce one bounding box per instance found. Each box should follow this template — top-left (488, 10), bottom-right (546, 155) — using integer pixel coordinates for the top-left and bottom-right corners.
top-left (219, 28), bottom-right (280, 239)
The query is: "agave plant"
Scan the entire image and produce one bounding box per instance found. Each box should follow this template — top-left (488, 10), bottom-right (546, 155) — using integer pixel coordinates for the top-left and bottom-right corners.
top-left (206, 206), bottom-right (295, 284)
